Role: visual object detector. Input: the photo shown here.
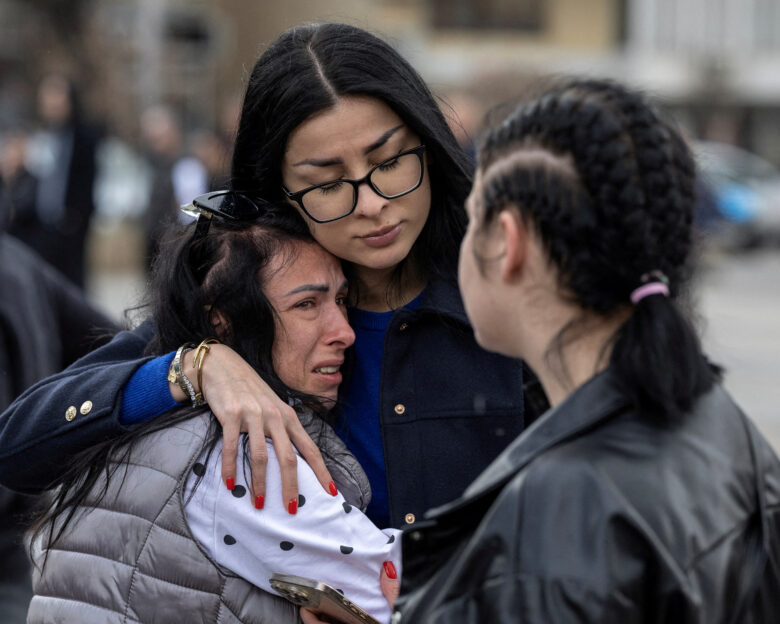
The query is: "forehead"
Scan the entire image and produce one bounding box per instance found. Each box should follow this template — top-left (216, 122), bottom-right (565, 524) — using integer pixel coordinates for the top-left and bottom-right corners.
top-left (264, 241), bottom-right (343, 294)
top-left (284, 95), bottom-right (406, 157)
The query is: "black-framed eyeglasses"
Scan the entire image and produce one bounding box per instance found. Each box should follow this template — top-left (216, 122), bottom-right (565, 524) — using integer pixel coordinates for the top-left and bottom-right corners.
top-left (282, 144), bottom-right (426, 224)
top-left (181, 190), bottom-right (274, 239)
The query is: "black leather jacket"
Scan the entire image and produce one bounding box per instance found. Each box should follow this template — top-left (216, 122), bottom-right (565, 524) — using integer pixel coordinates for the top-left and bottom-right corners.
top-left (395, 369), bottom-right (780, 623)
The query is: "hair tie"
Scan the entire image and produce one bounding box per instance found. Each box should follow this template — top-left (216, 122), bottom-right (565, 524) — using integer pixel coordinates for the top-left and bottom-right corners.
top-left (630, 271), bottom-right (670, 305)
top-left (630, 282), bottom-right (669, 304)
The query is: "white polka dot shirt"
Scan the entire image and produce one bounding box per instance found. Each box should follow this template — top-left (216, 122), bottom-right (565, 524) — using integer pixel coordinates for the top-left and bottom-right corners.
top-left (184, 437), bottom-right (401, 623)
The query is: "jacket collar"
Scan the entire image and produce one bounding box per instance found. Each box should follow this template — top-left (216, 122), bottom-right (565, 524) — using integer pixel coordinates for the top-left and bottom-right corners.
top-left (427, 368), bottom-right (630, 519)
top-left (415, 274), bottom-right (470, 326)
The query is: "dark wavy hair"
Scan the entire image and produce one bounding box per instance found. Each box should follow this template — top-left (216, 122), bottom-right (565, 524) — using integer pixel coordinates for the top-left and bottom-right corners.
top-left (474, 78), bottom-right (718, 421)
top-left (230, 22), bottom-right (472, 296)
top-left (31, 206), bottom-right (330, 567)
top-left (144, 210), bottom-right (320, 409)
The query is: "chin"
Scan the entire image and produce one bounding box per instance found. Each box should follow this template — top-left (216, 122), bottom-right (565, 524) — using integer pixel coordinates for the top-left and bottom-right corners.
top-left (352, 239), bottom-right (416, 270)
top-left (319, 393), bottom-right (338, 408)
top-left (474, 329), bottom-right (513, 358)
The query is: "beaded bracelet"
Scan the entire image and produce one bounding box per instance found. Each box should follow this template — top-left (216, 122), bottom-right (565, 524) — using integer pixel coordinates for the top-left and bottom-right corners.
top-left (168, 344), bottom-right (199, 406)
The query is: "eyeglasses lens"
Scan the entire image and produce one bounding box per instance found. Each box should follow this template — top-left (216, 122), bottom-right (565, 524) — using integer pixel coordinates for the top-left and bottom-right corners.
top-left (302, 151), bottom-right (422, 221)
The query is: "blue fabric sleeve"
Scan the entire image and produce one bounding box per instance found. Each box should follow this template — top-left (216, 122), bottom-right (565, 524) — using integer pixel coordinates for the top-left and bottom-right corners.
top-left (119, 352), bottom-right (182, 426)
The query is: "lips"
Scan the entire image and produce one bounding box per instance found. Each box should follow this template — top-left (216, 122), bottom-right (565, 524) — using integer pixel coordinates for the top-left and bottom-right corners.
top-left (313, 360), bottom-right (344, 375)
top-left (362, 224), bottom-right (398, 239)
top-left (359, 223), bottom-right (402, 248)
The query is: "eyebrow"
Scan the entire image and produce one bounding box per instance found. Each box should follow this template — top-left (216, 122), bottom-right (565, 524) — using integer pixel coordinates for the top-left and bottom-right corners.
top-left (291, 125), bottom-right (405, 168)
top-left (284, 279), bottom-right (349, 296)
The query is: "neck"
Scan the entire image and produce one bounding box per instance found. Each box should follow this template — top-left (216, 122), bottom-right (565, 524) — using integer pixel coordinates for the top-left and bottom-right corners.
top-left (515, 299), bottom-right (630, 408)
top-left (351, 262), bottom-right (425, 312)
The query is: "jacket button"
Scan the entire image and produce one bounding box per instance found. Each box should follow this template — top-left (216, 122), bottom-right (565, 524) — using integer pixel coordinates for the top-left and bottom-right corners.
top-left (394, 404), bottom-right (405, 415)
top-left (65, 406), bottom-right (77, 421)
top-left (80, 400), bottom-right (93, 415)
top-left (404, 513), bottom-right (416, 524)
top-left (399, 322), bottom-right (408, 331)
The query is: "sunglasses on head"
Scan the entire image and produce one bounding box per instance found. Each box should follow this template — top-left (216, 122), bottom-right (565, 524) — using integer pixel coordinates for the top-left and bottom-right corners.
top-left (180, 190), bottom-right (276, 239)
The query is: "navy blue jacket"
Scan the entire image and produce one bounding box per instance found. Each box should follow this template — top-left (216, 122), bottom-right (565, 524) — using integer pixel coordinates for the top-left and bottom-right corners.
top-left (0, 275), bottom-right (544, 527)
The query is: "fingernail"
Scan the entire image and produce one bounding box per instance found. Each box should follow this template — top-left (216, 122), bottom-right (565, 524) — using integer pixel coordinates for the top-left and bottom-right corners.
top-left (383, 561), bottom-right (397, 580)
top-left (254, 495), bottom-right (265, 510)
top-left (288, 498), bottom-right (298, 515)
top-left (226, 477), bottom-right (235, 491)
top-left (328, 481), bottom-right (338, 497)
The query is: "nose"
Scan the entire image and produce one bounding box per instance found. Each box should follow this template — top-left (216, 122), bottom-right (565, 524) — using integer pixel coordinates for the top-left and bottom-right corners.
top-left (352, 180), bottom-right (387, 218)
top-left (323, 303), bottom-right (355, 349)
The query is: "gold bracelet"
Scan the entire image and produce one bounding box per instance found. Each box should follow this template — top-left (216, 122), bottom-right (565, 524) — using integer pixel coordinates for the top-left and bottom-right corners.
top-left (193, 338), bottom-right (220, 404)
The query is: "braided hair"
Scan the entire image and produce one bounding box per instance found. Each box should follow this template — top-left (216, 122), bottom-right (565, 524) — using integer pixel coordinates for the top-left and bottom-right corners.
top-left (475, 78), bottom-right (716, 421)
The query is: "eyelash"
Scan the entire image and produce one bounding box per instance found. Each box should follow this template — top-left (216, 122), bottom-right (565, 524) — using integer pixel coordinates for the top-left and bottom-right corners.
top-left (377, 157), bottom-right (400, 172)
top-left (311, 150), bottom-right (405, 191)
top-left (293, 294), bottom-right (349, 309)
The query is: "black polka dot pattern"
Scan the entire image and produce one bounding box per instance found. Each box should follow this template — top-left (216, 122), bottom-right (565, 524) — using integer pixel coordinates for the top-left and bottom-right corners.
top-left (224, 535), bottom-right (236, 545)
top-left (387, 534), bottom-right (395, 544)
top-left (342, 502), bottom-right (352, 513)
top-left (298, 494), bottom-right (306, 507)
top-left (340, 545), bottom-right (353, 555)
top-left (192, 463), bottom-right (205, 477)
top-left (231, 485), bottom-right (246, 498)
top-left (280, 541), bottom-right (294, 551)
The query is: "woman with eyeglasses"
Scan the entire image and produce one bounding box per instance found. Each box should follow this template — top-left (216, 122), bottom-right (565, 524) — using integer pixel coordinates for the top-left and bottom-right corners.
top-left (0, 24), bottom-right (540, 536)
top-left (29, 209), bottom-right (401, 623)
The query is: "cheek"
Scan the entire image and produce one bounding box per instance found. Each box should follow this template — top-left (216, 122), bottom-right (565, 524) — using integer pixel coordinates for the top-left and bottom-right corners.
top-left (458, 229), bottom-right (493, 347)
top-left (458, 229), bottom-right (476, 295)
top-left (304, 221), bottom-right (349, 258)
top-left (270, 322), bottom-right (303, 388)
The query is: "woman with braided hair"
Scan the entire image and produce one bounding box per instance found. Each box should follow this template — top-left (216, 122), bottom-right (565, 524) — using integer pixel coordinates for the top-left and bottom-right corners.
top-left (393, 79), bottom-right (780, 622)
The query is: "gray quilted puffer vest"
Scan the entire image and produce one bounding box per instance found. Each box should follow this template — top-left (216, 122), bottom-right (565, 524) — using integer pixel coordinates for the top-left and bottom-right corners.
top-left (28, 409), bottom-right (371, 624)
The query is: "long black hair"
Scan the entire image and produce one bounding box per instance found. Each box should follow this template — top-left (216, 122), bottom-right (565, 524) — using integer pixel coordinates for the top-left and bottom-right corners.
top-left (474, 78), bottom-right (717, 421)
top-left (231, 23), bottom-right (472, 292)
top-left (31, 206), bottom-right (329, 564)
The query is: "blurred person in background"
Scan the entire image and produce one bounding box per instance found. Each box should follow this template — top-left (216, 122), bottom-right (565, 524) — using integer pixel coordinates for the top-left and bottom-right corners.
top-left (0, 128), bottom-right (38, 241)
top-left (25, 74), bottom-right (100, 289)
top-left (191, 126), bottom-right (231, 192)
top-left (140, 104), bottom-right (207, 269)
top-left (0, 227), bottom-right (115, 623)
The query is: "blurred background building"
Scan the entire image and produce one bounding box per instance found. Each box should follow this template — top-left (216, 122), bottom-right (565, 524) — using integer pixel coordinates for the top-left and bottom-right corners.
top-left (0, 0), bottom-right (778, 443)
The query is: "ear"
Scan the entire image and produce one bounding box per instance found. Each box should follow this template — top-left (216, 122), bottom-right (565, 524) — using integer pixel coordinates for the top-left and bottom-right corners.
top-left (207, 306), bottom-right (231, 342)
top-left (497, 209), bottom-right (527, 283)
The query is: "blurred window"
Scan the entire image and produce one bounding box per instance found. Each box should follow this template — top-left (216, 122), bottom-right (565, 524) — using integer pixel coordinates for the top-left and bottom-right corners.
top-left (430, 0), bottom-right (543, 31)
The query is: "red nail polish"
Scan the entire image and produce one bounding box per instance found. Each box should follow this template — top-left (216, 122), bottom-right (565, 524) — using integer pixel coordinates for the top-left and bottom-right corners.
top-left (226, 477), bottom-right (235, 491)
top-left (254, 495), bottom-right (265, 510)
top-left (288, 498), bottom-right (298, 515)
top-left (328, 481), bottom-right (338, 497)
top-left (383, 561), bottom-right (397, 580)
